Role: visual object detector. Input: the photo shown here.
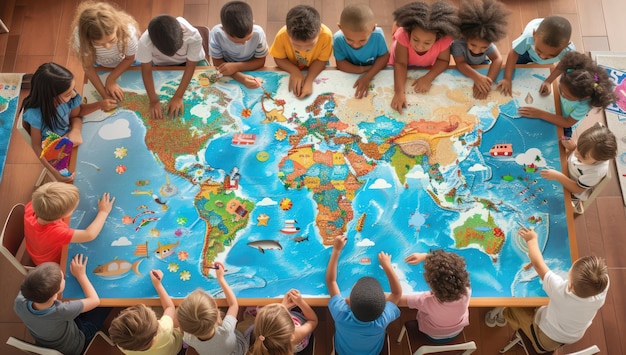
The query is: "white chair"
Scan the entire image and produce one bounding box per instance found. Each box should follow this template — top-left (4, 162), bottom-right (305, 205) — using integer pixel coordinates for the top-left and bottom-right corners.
top-left (565, 345), bottom-right (600, 355)
top-left (397, 320), bottom-right (476, 355)
top-left (0, 203), bottom-right (34, 276)
top-left (15, 110), bottom-right (57, 187)
top-left (6, 337), bottom-right (63, 355)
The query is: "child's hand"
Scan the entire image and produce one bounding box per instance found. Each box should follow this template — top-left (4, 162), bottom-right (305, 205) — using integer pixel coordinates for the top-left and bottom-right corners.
top-left (473, 84), bottom-right (489, 100)
top-left (333, 235), bottom-right (347, 252)
top-left (473, 75), bottom-right (493, 95)
top-left (66, 128), bottom-right (83, 147)
top-left (404, 252), bottom-right (427, 265)
top-left (378, 251), bottom-right (393, 270)
top-left (167, 97), bottom-right (184, 118)
top-left (213, 262), bottom-right (226, 279)
top-left (518, 106), bottom-right (544, 119)
top-left (539, 81), bottom-right (552, 96)
top-left (150, 269), bottom-right (164, 287)
top-left (496, 79), bottom-right (512, 96)
top-left (518, 227), bottom-right (537, 242)
top-left (241, 75), bottom-right (262, 89)
top-left (98, 98), bottom-right (118, 112)
top-left (150, 100), bottom-right (163, 120)
top-left (411, 76), bottom-right (432, 93)
top-left (298, 81), bottom-right (313, 98)
top-left (539, 168), bottom-right (561, 180)
top-left (105, 80), bottom-right (125, 102)
top-left (561, 138), bottom-right (576, 151)
top-left (353, 76), bottom-right (371, 99)
top-left (289, 72), bottom-right (304, 97)
top-left (281, 291), bottom-right (296, 309)
top-left (217, 62), bottom-right (238, 77)
top-left (287, 288), bottom-right (304, 306)
top-left (70, 254), bottom-right (88, 279)
top-left (98, 192), bottom-right (115, 214)
top-left (391, 92), bottom-right (407, 114)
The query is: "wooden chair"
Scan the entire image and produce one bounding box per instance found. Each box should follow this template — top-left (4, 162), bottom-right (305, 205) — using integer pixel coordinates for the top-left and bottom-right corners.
top-left (83, 331), bottom-right (123, 355)
top-left (193, 25), bottom-right (211, 65)
top-left (0, 203), bottom-right (34, 276)
top-left (5, 336), bottom-right (63, 355)
top-left (573, 168), bottom-right (611, 214)
top-left (397, 320), bottom-right (476, 355)
top-left (15, 110), bottom-right (57, 187)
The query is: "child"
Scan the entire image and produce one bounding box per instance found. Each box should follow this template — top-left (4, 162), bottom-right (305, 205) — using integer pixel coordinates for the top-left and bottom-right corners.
top-left (497, 16), bottom-right (575, 96)
top-left (326, 235), bottom-right (401, 355)
top-left (519, 51), bottom-right (617, 137)
top-left (71, 1), bottom-right (140, 101)
top-left (269, 5), bottom-right (333, 99)
top-left (539, 124), bottom-right (617, 204)
top-left (333, 4), bottom-right (390, 99)
top-left (137, 14), bottom-right (206, 119)
top-left (451, 0), bottom-right (508, 99)
top-left (13, 255), bottom-right (109, 355)
top-left (24, 182), bottom-right (115, 265)
top-left (109, 269), bottom-right (183, 354)
top-left (486, 227), bottom-right (609, 352)
top-left (389, 1), bottom-right (460, 113)
top-left (400, 250), bottom-right (471, 343)
top-left (210, 1), bottom-right (268, 89)
top-left (177, 262), bottom-right (248, 355)
top-left (21, 62), bottom-right (117, 182)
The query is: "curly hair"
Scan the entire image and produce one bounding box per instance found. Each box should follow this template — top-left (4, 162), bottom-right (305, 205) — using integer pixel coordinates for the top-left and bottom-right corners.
top-left (570, 256), bottom-right (609, 298)
top-left (393, 1), bottom-right (460, 40)
top-left (286, 5), bottom-right (321, 41)
top-left (557, 51), bottom-right (617, 108)
top-left (424, 249), bottom-right (470, 302)
top-left (458, 0), bottom-right (509, 43)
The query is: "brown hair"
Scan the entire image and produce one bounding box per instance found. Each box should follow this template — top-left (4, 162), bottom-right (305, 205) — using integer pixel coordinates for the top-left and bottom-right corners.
top-left (20, 262), bottom-right (63, 303)
top-left (557, 51), bottom-right (617, 109)
top-left (32, 182), bottom-right (80, 221)
top-left (177, 289), bottom-right (221, 338)
top-left (109, 304), bottom-right (159, 351)
top-left (535, 16), bottom-right (571, 48)
top-left (576, 124), bottom-right (617, 162)
top-left (286, 5), bottom-right (321, 41)
top-left (248, 304), bottom-right (294, 355)
top-left (424, 249), bottom-right (470, 302)
top-left (458, 0), bottom-right (509, 43)
top-left (570, 256), bottom-right (609, 298)
top-left (340, 4), bottom-right (376, 32)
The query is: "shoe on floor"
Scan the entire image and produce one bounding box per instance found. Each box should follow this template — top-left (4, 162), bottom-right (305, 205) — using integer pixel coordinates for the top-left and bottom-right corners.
top-left (485, 309), bottom-right (507, 327)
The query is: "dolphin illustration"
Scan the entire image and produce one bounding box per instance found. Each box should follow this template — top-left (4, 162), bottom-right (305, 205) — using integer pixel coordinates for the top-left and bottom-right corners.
top-left (247, 240), bottom-right (283, 253)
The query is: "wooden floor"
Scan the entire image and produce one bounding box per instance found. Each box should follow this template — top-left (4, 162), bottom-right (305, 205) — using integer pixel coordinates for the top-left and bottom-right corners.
top-left (1, 0), bottom-right (626, 354)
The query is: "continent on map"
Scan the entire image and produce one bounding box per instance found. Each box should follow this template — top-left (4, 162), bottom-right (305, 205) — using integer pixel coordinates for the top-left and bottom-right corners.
top-left (453, 213), bottom-right (505, 261)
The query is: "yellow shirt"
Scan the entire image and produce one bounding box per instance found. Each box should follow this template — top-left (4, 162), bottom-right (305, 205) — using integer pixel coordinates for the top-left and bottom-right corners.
top-left (121, 315), bottom-right (183, 355)
top-left (269, 24), bottom-right (333, 69)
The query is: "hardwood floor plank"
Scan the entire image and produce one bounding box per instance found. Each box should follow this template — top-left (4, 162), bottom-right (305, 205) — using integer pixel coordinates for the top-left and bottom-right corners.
top-left (597, 197), bottom-right (626, 267)
top-left (602, 0), bottom-right (626, 51)
top-left (182, 4), bottom-right (210, 28)
top-left (16, 1), bottom-right (63, 56)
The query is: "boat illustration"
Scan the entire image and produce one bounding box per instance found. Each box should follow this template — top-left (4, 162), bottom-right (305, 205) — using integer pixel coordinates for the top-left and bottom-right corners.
top-left (280, 220), bottom-right (300, 234)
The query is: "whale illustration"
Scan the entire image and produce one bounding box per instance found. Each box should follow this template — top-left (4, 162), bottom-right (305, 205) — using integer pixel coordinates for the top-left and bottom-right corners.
top-left (247, 240), bottom-right (283, 253)
top-left (93, 258), bottom-right (143, 280)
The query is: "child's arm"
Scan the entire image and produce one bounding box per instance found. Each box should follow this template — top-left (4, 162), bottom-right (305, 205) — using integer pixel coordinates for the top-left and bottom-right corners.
top-left (275, 58), bottom-right (305, 97)
top-left (404, 252), bottom-right (427, 265)
top-left (213, 57), bottom-right (266, 89)
top-left (71, 192), bottom-right (115, 243)
top-left (167, 60), bottom-right (197, 118)
top-left (454, 55), bottom-right (492, 99)
top-left (300, 59), bottom-right (326, 98)
top-left (213, 262), bottom-right (238, 318)
top-left (518, 227), bottom-right (549, 279)
top-left (517, 106), bottom-right (578, 128)
top-left (141, 62), bottom-right (163, 119)
top-left (354, 53), bottom-right (390, 99)
top-left (391, 43), bottom-right (409, 114)
top-left (379, 251), bottom-right (402, 305)
top-left (104, 55), bottom-right (136, 101)
top-left (287, 288), bottom-right (318, 346)
top-left (486, 48), bottom-right (503, 83)
top-left (76, 100), bottom-right (118, 118)
top-left (539, 66), bottom-right (562, 96)
top-left (412, 49), bottom-right (450, 93)
top-left (497, 51), bottom-right (518, 96)
top-left (326, 235), bottom-right (347, 297)
top-left (539, 168), bottom-right (586, 195)
top-left (150, 269), bottom-right (178, 327)
top-left (70, 254), bottom-right (100, 312)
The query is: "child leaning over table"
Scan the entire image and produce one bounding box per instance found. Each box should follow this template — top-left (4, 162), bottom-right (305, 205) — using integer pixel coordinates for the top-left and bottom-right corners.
top-left (269, 5), bottom-right (333, 99)
top-left (24, 182), bottom-right (115, 265)
top-left (485, 227), bottom-right (609, 353)
top-left (109, 269), bottom-right (183, 354)
top-left (14, 255), bottom-right (111, 355)
top-left (210, 1), bottom-right (268, 89)
top-left (333, 4), bottom-right (390, 99)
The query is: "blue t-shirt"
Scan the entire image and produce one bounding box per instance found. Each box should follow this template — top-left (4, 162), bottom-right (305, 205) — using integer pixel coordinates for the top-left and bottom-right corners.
top-left (561, 96), bottom-right (591, 130)
top-left (512, 18), bottom-right (575, 65)
top-left (23, 93), bottom-right (82, 140)
top-left (209, 24), bottom-right (268, 62)
top-left (450, 39), bottom-right (496, 65)
top-left (333, 27), bottom-right (388, 66)
top-left (328, 294), bottom-right (400, 355)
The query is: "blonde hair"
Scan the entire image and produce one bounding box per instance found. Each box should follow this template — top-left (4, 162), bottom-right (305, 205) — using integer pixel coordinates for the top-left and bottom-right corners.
top-left (71, 1), bottom-right (139, 68)
top-left (570, 256), bottom-right (609, 298)
top-left (109, 304), bottom-right (159, 351)
top-left (32, 182), bottom-right (80, 221)
top-left (177, 289), bottom-right (221, 338)
top-left (340, 4), bottom-right (375, 32)
top-left (248, 304), bottom-right (294, 355)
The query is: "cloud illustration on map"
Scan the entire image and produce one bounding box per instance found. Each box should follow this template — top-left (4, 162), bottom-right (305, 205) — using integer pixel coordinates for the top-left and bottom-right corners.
top-left (369, 178), bottom-right (392, 189)
top-left (111, 237), bottom-right (132, 246)
top-left (468, 163), bottom-right (488, 172)
top-left (99, 119), bottom-right (131, 140)
top-left (257, 197), bottom-right (277, 206)
top-left (356, 238), bottom-right (375, 247)
top-left (515, 148), bottom-right (547, 167)
top-left (406, 167), bottom-right (428, 179)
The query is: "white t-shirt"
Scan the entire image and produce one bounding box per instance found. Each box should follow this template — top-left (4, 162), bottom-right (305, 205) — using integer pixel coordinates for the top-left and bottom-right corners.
top-left (136, 17), bottom-right (205, 66)
top-left (73, 24), bottom-right (138, 68)
top-left (567, 153), bottom-right (609, 201)
top-left (535, 270), bottom-right (608, 344)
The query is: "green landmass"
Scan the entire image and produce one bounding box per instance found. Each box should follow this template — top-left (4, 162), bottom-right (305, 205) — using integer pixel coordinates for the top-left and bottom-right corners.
top-left (453, 213), bottom-right (505, 256)
top-left (390, 146), bottom-right (423, 184)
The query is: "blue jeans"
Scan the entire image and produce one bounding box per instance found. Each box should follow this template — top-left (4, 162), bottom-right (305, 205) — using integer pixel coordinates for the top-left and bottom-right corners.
top-left (516, 51), bottom-right (533, 64)
top-left (74, 307), bottom-right (112, 349)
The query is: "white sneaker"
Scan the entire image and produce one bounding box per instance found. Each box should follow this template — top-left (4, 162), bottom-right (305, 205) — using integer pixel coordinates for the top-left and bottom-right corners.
top-left (485, 309), bottom-right (507, 327)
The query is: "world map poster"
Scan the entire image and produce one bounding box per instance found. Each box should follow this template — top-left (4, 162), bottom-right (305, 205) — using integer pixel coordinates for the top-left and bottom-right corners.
top-left (64, 66), bottom-right (573, 304)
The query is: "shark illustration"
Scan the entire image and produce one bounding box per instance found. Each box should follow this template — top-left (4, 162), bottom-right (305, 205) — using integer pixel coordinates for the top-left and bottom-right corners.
top-left (247, 240), bottom-right (283, 253)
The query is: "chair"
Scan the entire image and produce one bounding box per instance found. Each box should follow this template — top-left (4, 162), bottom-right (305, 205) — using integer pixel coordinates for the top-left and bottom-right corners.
top-left (0, 203), bottom-right (34, 276)
top-left (83, 331), bottom-right (124, 355)
top-left (573, 168), bottom-right (611, 214)
top-left (193, 25), bottom-right (211, 65)
top-left (565, 345), bottom-right (600, 355)
top-left (500, 329), bottom-right (600, 355)
top-left (331, 333), bottom-right (390, 355)
top-left (16, 110), bottom-right (57, 187)
top-left (397, 320), bottom-right (476, 355)
top-left (6, 337), bottom-right (63, 355)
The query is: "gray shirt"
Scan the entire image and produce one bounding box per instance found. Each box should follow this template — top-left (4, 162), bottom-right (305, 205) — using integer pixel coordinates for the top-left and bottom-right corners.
top-left (451, 39), bottom-right (496, 65)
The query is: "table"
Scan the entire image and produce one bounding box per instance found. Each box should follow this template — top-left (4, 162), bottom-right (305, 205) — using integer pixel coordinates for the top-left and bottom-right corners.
top-left (61, 65), bottom-right (575, 307)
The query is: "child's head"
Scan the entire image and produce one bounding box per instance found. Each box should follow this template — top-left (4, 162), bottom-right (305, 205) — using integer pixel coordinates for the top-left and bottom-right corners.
top-left (424, 250), bottom-right (470, 302)
top-left (148, 14), bottom-right (183, 56)
top-left (338, 4), bottom-right (376, 49)
top-left (109, 304), bottom-right (159, 351)
top-left (458, 0), bottom-right (509, 55)
top-left (220, 1), bottom-right (254, 43)
top-left (20, 262), bottom-right (64, 303)
top-left (250, 303), bottom-right (294, 355)
top-left (569, 256), bottom-right (609, 298)
top-left (393, 1), bottom-right (460, 54)
top-left (557, 51), bottom-right (617, 108)
top-left (285, 5), bottom-right (321, 52)
top-left (72, 1), bottom-right (139, 67)
top-left (533, 16), bottom-right (571, 60)
top-left (32, 182), bottom-right (80, 222)
top-left (177, 289), bottom-right (220, 338)
top-left (575, 124), bottom-right (617, 164)
top-left (349, 276), bottom-right (386, 322)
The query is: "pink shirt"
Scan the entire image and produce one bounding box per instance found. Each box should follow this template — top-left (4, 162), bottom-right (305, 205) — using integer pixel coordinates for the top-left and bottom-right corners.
top-left (389, 27), bottom-right (452, 67)
top-left (406, 288), bottom-right (471, 339)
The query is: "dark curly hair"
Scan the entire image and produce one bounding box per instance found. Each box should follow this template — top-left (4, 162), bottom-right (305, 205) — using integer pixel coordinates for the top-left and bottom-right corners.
top-left (557, 51), bottom-right (617, 108)
top-left (424, 249), bottom-right (470, 302)
top-left (458, 0), bottom-right (509, 43)
top-left (286, 5), bottom-right (321, 41)
top-left (393, 1), bottom-right (460, 40)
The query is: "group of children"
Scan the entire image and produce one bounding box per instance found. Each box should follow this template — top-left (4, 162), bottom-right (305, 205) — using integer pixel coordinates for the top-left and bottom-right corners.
top-left (13, 0), bottom-right (618, 354)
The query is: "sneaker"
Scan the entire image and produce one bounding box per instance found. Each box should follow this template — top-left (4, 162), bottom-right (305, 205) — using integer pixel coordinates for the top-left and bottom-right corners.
top-left (485, 309), bottom-right (507, 327)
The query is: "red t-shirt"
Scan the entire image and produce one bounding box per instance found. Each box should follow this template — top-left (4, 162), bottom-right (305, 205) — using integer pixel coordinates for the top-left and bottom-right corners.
top-left (24, 201), bottom-right (74, 265)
